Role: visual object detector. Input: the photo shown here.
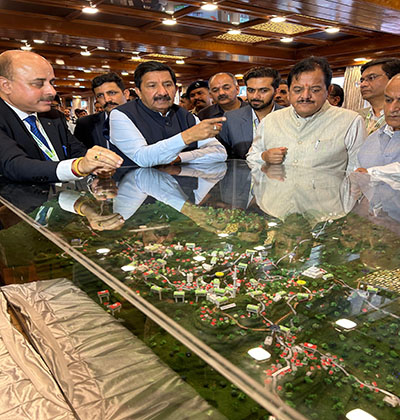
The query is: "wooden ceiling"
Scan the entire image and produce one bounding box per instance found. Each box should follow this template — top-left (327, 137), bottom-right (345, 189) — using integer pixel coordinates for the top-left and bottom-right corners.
top-left (2, 0), bottom-right (400, 97)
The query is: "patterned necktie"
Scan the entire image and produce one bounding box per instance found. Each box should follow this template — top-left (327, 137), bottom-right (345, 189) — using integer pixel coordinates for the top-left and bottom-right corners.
top-left (24, 115), bottom-right (51, 160)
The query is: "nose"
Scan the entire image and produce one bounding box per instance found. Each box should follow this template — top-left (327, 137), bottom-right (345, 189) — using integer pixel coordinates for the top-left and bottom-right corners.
top-left (45, 82), bottom-right (56, 97)
top-left (104, 93), bottom-right (114, 102)
top-left (301, 87), bottom-right (312, 99)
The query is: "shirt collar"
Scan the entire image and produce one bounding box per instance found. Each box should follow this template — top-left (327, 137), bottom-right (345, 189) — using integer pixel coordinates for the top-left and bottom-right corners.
top-left (3, 100), bottom-right (36, 121)
top-left (383, 124), bottom-right (395, 138)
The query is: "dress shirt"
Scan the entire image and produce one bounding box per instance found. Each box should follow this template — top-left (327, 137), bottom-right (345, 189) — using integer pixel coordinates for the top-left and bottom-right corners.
top-left (5, 102), bottom-right (80, 182)
top-left (109, 109), bottom-right (226, 167)
top-left (358, 124), bottom-right (400, 169)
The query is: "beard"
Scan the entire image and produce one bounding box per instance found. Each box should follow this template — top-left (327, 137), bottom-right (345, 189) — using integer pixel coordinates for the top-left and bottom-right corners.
top-left (250, 96), bottom-right (273, 110)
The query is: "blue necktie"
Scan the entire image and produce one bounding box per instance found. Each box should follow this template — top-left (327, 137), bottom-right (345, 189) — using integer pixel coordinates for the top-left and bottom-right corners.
top-left (24, 115), bottom-right (51, 160)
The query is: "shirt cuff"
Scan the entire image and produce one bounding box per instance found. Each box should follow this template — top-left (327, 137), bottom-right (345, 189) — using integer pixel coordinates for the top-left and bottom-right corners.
top-left (58, 190), bottom-right (82, 213)
top-left (56, 159), bottom-right (82, 182)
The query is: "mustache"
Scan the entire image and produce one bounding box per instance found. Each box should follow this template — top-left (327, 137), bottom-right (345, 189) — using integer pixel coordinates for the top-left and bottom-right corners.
top-left (104, 101), bottom-right (119, 107)
top-left (42, 95), bottom-right (55, 101)
top-left (194, 99), bottom-right (205, 104)
top-left (297, 99), bottom-right (314, 104)
top-left (154, 94), bottom-right (171, 101)
top-left (217, 94), bottom-right (229, 101)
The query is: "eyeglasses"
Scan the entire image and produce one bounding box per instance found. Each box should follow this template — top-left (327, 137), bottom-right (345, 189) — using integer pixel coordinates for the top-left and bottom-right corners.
top-left (355, 74), bottom-right (385, 88)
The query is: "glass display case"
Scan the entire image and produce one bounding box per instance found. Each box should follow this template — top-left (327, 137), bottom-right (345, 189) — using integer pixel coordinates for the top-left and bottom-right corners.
top-left (0, 160), bottom-right (399, 420)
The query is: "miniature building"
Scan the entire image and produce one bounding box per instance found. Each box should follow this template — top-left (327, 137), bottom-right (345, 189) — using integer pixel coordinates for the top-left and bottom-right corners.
top-left (302, 266), bottom-right (327, 279)
top-left (151, 285), bottom-right (162, 300)
top-left (173, 291), bottom-right (185, 302)
top-left (248, 347), bottom-right (271, 361)
top-left (195, 289), bottom-right (207, 302)
top-left (346, 408), bottom-right (377, 420)
top-left (97, 290), bottom-right (110, 303)
top-left (246, 304), bottom-right (260, 315)
top-left (335, 319), bottom-right (357, 330)
top-left (107, 302), bottom-right (122, 315)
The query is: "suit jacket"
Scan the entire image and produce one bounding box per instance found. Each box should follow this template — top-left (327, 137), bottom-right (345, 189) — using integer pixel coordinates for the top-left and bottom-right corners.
top-left (0, 98), bottom-right (86, 183)
top-left (74, 112), bottom-right (108, 148)
top-left (218, 103), bottom-right (283, 159)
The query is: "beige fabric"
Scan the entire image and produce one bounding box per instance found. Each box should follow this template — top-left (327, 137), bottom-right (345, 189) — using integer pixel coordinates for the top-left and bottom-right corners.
top-left (247, 101), bottom-right (365, 172)
top-left (2, 279), bottom-right (225, 420)
top-left (0, 291), bottom-right (74, 420)
top-left (343, 65), bottom-right (364, 111)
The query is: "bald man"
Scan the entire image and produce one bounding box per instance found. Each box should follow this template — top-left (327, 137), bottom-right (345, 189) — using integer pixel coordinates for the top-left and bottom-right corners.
top-left (0, 50), bottom-right (122, 182)
top-left (357, 74), bottom-right (400, 171)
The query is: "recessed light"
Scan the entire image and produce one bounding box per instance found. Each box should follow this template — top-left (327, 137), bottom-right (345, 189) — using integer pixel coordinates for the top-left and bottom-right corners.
top-left (201, 3), bottom-right (218, 11)
top-left (55, 59), bottom-right (65, 65)
top-left (121, 71), bottom-right (129, 76)
top-left (97, 46), bottom-right (106, 50)
top-left (280, 37), bottom-right (293, 43)
top-left (130, 56), bottom-right (141, 61)
top-left (80, 50), bottom-right (91, 56)
top-left (270, 16), bottom-right (286, 23)
top-left (82, 5), bottom-right (98, 14)
top-left (163, 18), bottom-right (177, 25)
top-left (235, 74), bottom-right (244, 78)
top-left (74, 82), bottom-right (80, 86)
top-left (101, 64), bottom-right (110, 68)
top-left (354, 57), bottom-right (367, 62)
top-left (68, 74), bottom-right (75, 78)
top-left (83, 69), bottom-right (92, 73)
top-left (227, 29), bottom-right (241, 35)
top-left (21, 45), bottom-right (32, 51)
top-left (176, 59), bottom-right (185, 64)
top-left (33, 39), bottom-right (45, 44)
top-left (325, 27), bottom-right (340, 34)
top-left (73, 95), bottom-right (82, 99)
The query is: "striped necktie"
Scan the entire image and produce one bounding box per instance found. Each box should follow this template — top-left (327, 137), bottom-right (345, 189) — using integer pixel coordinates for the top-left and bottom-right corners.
top-left (24, 115), bottom-right (51, 160)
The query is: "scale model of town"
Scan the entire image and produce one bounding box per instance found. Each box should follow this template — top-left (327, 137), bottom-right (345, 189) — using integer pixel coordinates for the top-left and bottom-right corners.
top-left (86, 204), bottom-right (400, 420)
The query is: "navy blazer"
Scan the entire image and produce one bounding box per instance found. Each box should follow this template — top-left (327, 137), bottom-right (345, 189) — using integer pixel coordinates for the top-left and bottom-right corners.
top-left (74, 111), bottom-right (108, 149)
top-left (0, 98), bottom-right (86, 183)
top-left (218, 103), bottom-right (283, 159)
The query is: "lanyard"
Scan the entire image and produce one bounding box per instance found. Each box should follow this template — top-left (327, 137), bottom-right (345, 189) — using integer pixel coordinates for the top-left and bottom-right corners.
top-left (365, 109), bottom-right (385, 136)
top-left (28, 126), bottom-right (59, 162)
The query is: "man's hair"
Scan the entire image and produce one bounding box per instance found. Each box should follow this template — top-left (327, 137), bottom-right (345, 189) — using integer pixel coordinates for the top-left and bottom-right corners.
top-left (288, 56), bottom-right (332, 90)
top-left (243, 67), bottom-right (281, 89)
top-left (134, 61), bottom-right (176, 89)
top-left (360, 58), bottom-right (400, 79)
top-left (180, 93), bottom-right (189, 100)
top-left (0, 53), bottom-right (14, 80)
top-left (91, 72), bottom-right (125, 92)
top-left (330, 84), bottom-right (344, 107)
top-left (279, 79), bottom-right (288, 86)
top-left (209, 72), bottom-right (238, 86)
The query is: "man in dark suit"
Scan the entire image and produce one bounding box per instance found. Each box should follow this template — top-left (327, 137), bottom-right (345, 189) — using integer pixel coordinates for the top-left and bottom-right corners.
top-left (0, 50), bottom-right (122, 182)
top-left (217, 66), bottom-right (283, 159)
top-left (74, 72), bottom-right (129, 149)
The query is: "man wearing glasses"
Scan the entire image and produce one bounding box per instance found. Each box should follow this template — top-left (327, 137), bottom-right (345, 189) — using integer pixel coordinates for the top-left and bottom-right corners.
top-left (357, 58), bottom-right (400, 135)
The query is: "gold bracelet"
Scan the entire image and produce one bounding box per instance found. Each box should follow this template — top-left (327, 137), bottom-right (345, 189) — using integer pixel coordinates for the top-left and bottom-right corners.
top-left (72, 157), bottom-right (90, 177)
top-left (74, 198), bottom-right (90, 216)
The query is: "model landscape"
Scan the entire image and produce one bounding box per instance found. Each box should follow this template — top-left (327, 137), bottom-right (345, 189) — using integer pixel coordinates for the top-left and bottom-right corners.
top-left (77, 202), bottom-right (400, 420)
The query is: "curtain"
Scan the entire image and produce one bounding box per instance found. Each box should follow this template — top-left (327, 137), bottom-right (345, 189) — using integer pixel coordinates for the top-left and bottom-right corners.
top-left (343, 65), bottom-right (365, 111)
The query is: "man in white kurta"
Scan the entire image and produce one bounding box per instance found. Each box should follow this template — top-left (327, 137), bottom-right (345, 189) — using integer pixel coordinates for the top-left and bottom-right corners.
top-left (247, 57), bottom-right (366, 172)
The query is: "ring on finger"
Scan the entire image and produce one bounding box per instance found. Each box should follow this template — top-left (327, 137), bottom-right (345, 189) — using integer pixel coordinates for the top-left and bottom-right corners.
top-left (213, 124), bottom-right (217, 130)
top-left (94, 155), bottom-right (98, 160)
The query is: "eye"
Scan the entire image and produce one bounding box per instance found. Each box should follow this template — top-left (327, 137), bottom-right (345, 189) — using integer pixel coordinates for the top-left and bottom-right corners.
top-left (96, 93), bottom-right (104, 99)
top-left (31, 81), bottom-right (44, 88)
top-left (247, 88), bottom-right (255, 93)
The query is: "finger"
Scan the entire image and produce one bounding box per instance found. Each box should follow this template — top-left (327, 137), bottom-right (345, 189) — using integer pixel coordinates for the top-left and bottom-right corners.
top-left (204, 117), bottom-right (227, 124)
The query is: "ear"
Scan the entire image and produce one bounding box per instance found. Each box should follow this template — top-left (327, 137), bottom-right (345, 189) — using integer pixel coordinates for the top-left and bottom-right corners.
top-left (0, 76), bottom-right (12, 95)
top-left (123, 89), bottom-right (130, 100)
top-left (134, 87), bottom-right (141, 100)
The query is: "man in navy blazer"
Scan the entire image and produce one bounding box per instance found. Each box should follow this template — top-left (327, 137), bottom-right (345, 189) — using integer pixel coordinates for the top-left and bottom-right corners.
top-left (74, 72), bottom-right (129, 149)
top-left (217, 67), bottom-right (283, 159)
top-left (0, 50), bottom-right (122, 182)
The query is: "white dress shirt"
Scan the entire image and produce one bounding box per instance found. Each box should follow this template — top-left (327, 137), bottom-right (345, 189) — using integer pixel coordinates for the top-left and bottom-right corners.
top-left (109, 108), bottom-right (226, 167)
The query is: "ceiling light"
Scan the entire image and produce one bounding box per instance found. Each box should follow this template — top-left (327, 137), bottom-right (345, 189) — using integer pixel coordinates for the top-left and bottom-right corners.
top-left (227, 29), bottom-right (241, 35)
top-left (97, 46), bottom-right (106, 50)
top-left (270, 16), bottom-right (286, 23)
top-left (81, 50), bottom-right (91, 56)
top-left (201, 3), bottom-right (218, 11)
top-left (82, 3), bottom-right (98, 14)
top-left (73, 95), bottom-right (82, 99)
top-left (129, 81), bottom-right (135, 84)
top-left (55, 59), bottom-right (65, 65)
top-left (235, 74), bottom-right (244, 78)
top-left (74, 82), bottom-right (80, 86)
top-left (121, 71), bottom-right (129, 76)
top-left (130, 56), bottom-right (141, 61)
top-left (33, 39), bottom-right (45, 44)
top-left (21, 44), bottom-right (32, 51)
top-left (325, 26), bottom-right (340, 34)
top-left (101, 64), bottom-right (110, 68)
top-left (176, 59), bottom-right (185, 64)
top-left (231, 12), bottom-right (240, 25)
top-left (68, 74), bottom-right (75, 78)
top-left (163, 18), bottom-right (177, 26)
top-left (280, 37), bottom-right (293, 43)
top-left (20, 39), bottom-right (27, 43)
top-left (83, 69), bottom-right (92, 73)
top-left (354, 57), bottom-right (367, 62)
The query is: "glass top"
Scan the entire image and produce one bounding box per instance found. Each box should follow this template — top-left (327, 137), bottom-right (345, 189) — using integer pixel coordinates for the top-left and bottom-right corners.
top-left (1, 160), bottom-right (399, 420)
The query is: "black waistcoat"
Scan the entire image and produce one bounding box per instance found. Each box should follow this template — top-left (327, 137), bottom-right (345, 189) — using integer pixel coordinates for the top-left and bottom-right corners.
top-left (117, 99), bottom-right (198, 151)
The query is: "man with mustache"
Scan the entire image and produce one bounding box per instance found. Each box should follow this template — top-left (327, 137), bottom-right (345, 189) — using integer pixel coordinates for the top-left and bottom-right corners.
top-left (357, 74), bottom-right (400, 171)
top-left (217, 66), bottom-right (283, 159)
top-left (74, 72), bottom-right (129, 148)
top-left (357, 58), bottom-right (400, 136)
top-left (274, 80), bottom-right (290, 107)
top-left (109, 61), bottom-right (227, 167)
top-left (197, 72), bottom-right (248, 120)
top-left (247, 56), bottom-right (366, 172)
top-left (0, 50), bottom-right (122, 182)
top-left (186, 80), bottom-right (212, 115)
